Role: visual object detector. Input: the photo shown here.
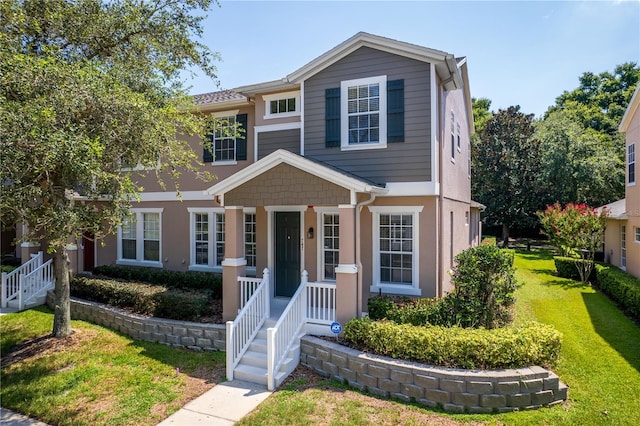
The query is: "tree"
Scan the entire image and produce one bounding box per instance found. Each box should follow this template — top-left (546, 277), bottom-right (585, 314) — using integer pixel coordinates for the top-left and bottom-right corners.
top-left (535, 109), bottom-right (625, 207)
top-left (472, 106), bottom-right (543, 245)
top-left (0, 0), bottom-right (218, 337)
top-left (537, 203), bottom-right (608, 283)
top-left (471, 97), bottom-right (493, 134)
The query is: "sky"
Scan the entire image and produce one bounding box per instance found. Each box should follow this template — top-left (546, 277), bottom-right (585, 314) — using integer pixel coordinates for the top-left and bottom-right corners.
top-left (183, 0), bottom-right (640, 118)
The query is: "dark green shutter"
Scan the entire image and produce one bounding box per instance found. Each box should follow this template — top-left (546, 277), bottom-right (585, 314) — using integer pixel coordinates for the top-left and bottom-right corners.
top-left (236, 113), bottom-right (248, 161)
top-left (203, 132), bottom-right (213, 163)
top-left (387, 79), bottom-right (404, 143)
top-left (325, 87), bottom-right (340, 147)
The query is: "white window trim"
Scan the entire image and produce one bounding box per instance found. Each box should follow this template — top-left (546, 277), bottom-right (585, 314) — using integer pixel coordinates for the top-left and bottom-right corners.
top-left (314, 207), bottom-right (339, 282)
top-left (244, 207), bottom-right (257, 275)
top-left (368, 205), bottom-right (423, 296)
top-left (635, 226), bottom-right (640, 243)
top-left (263, 91), bottom-right (301, 120)
top-left (209, 109), bottom-right (240, 165)
top-left (187, 207), bottom-right (225, 272)
top-left (341, 75), bottom-right (387, 151)
top-left (628, 143), bottom-right (636, 186)
top-left (117, 208), bottom-right (164, 268)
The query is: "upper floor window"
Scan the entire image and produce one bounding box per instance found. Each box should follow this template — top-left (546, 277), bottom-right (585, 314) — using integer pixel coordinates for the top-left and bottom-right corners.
top-left (629, 143), bottom-right (636, 185)
top-left (263, 91), bottom-right (300, 119)
top-left (203, 111), bottom-right (247, 164)
top-left (635, 226), bottom-right (640, 243)
top-left (450, 111), bottom-right (455, 160)
top-left (118, 208), bottom-right (163, 268)
top-left (457, 123), bottom-right (461, 152)
top-left (340, 75), bottom-right (387, 150)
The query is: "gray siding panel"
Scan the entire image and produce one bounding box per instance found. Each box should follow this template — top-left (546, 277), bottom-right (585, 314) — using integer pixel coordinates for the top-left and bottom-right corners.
top-left (258, 129), bottom-right (300, 159)
top-left (304, 47), bottom-right (432, 184)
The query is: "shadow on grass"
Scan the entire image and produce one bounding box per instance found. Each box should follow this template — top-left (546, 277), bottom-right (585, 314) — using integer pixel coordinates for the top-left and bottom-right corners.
top-left (582, 292), bottom-right (640, 374)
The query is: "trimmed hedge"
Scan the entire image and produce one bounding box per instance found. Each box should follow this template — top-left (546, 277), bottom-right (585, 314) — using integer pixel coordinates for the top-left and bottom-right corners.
top-left (344, 317), bottom-right (562, 369)
top-left (92, 264), bottom-right (221, 298)
top-left (554, 256), bottom-right (596, 282)
top-left (368, 296), bottom-right (440, 326)
top-left (594, 263), bottom-right (640, 319)
top-left (71, 275), bottom-right (213, 321)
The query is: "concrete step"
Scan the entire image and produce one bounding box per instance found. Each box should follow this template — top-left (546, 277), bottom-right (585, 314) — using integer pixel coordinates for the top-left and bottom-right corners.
top-left (241, 350), bottom-right (268, 368)
top-left (249, 337), bottom-right (267, 353)
top-left (234, 364), bottom-right (268, 386)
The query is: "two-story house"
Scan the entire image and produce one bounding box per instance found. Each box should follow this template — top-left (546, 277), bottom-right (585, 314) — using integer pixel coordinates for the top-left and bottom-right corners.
top-left (59, 32), bottom-right (479, 320)
top-left (601, 84), bottom-right (640, 278)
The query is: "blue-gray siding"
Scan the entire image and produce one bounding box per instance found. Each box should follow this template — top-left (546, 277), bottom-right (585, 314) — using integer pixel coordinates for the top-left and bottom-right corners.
top-left (304, 47), bottom-right (432, 185)
top-left (258, 129), bottom-right (301, 159)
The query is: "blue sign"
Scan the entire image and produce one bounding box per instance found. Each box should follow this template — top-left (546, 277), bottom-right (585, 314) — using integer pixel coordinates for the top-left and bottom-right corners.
top-left (330, 322), bottom-right (342, 334)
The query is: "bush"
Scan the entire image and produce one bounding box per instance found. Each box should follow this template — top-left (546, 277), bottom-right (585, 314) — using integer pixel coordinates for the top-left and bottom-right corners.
top-left (367, 296), bottom-right (440, 326)
top-left (554, 256), bottom-right (596, 282)
top-left (480, 237), bottom-right (497, 246)
top-left (594, 263), bottom-right (640, 319)
top-left (71, 275), bottom-right (213, 321)
top-left (92, 265), bottom-right (221, 298)
top-left (344, 317), bottom-right (562, 369)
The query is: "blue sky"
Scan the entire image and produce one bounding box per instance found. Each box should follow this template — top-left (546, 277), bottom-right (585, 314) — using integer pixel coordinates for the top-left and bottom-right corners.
top-left (183, 0), bottom-right (640, 118)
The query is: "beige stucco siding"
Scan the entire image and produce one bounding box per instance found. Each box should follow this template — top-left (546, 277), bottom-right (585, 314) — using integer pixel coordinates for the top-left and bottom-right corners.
top-left (225, 164), bottom-right (350, 206)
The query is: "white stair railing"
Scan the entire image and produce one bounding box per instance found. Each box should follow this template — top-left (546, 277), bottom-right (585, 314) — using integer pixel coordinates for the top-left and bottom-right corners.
top-left (238, 276), bottom-right (264, 310)
top-left (226, 268), bottom-right (270, 381)
top-left (306, 281), bottom-right (336, 325)
top-left (1, 251), bottom-right (43, 308)
top-left (267, 271), bottom-right (308, 391)
top-left (21, 259), bottom-right (55, 310)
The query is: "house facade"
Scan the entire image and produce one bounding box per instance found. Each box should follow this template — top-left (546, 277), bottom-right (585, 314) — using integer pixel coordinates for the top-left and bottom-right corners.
top-left (602, 84), bottom-right (640, 278)
top-left (23, 33), bottom-right (479, 324)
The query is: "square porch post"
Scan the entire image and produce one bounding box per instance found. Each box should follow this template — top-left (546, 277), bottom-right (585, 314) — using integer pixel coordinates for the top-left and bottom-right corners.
top-left (335, 204), bottom-right (358, 326)
top-left (222, 206), bottom-right (247, 322)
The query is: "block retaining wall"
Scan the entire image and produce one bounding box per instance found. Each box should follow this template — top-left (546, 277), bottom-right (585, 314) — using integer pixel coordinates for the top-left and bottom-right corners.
top-left (46, 292), bottom-right (226, 351)
top-left (301, 335), bottom-right (568, 414)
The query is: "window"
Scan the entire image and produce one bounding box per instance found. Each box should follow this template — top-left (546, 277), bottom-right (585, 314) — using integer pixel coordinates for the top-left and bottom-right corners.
top-left (188, 208), bottom-right (225, 271)
top-left (621, 225), bottom-right (627, 269)
top-left (263, 91), bottom-right (300, 119)
top-left (117, 209), bottom-right (163, 267)
top-left (629, 143), bottom-right (636, 185)
top-left (322, 213), bottom-right (340, 281)
top-left (341, 75), bottom-right (387, 150)
top-left (457, 123), bottom-right (461, 152)
top-left (244, 212), bottom-right (256, 268)
top-left (635, 226), bottom-right (640, 243)
top-left (450, 111), bottom-right (455, 160)
top-left (369, 206), bottom-right (423, 296)
top-left (203, 111), bottom-right (247, 163)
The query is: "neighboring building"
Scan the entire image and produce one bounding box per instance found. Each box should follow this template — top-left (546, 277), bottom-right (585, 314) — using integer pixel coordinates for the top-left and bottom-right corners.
top-left (19, 33), bottom-right (481, 323)
top-left (601, 84), bottom-right (640, 278)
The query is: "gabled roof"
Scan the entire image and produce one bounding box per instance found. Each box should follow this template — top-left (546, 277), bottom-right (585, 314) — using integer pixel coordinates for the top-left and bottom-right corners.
top-left (192, 90), bottom-right (248, 110)
top-left (205, 149), bottom-right (388, 203)
top-left (598, 198), bottom-right (627, 220)
top-left (620, 84), bottom-right (640, 132)
top-left (286, 32), bottom-right (462, 91)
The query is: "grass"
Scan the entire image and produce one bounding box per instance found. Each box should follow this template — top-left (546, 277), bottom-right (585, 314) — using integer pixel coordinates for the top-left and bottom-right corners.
top-left (0, 306), bottom-right (225, 426)
top-left (238, 249), bottom-right (640, 425)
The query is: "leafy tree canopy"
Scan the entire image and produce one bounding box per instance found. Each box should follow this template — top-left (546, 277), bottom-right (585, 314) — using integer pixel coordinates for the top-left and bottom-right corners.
top-left (0, 0), bottom-right (218, 336)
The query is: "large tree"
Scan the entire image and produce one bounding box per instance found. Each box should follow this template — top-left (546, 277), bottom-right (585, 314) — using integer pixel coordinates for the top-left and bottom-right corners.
top-left (0, 0), bottom-right (218, 337)
top-left (472, 106), bottom-right (543, 245)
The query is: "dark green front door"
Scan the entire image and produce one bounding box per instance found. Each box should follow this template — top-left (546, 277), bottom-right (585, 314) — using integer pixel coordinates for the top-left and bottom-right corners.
top-left (275, 212), bottom-right (301, 297)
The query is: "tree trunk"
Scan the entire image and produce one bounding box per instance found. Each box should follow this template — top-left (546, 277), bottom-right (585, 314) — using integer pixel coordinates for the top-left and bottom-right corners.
top-left (52, 246), bottom-right (72, 337)
top-left (501, 223), bottom-right (510, 248)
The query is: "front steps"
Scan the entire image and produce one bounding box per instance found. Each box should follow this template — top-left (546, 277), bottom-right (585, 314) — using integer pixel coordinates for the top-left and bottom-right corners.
top-left (6, 288), bottom-right (50, 312)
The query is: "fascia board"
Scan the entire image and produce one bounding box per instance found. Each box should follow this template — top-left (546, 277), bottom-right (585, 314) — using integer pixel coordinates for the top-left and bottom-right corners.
top-left (620, 84), bottom-right (640, 132)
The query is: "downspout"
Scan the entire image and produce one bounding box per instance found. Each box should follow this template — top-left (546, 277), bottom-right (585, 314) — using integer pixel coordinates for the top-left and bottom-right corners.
top-left (355, 193), bottom-right (376, 317)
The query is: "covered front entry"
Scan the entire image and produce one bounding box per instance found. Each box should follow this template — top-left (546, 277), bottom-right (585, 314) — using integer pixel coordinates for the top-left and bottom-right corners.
top-left (274, 211), bottom-right (301, 297)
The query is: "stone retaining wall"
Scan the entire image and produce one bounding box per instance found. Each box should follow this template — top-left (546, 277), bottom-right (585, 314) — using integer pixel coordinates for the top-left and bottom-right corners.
top-left (46, 292), bottom-right (226, 351)
top-left (301, 336), bottom-right (568, 414)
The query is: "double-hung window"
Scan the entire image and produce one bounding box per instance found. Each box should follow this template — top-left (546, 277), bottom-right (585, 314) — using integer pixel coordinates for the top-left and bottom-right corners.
top-left (341, 75), bottom-right (387, 150)
top-left (117, 209), bottom-right (163, 267)
top-left (629, 143), bottom-right (636, 185)
top-left (203, 110), bottom-right (247, 164)
top-left (369, 206), bottom-right (423, 296)
top-left (188, 208), bottom-right (225, 271)
top-left (244, 211), bottom-right (256, 270)
top-left (635, 226), bottom-right (640, 243)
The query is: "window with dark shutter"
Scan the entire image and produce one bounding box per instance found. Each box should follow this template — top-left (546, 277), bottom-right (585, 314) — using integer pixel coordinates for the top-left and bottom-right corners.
top-left (203, 133), bottom-right (213, 163)
top-left (236, 113), bottom-right (248, 161)
top-left (387, 79), bottom-right (404, 143)
top-left (325, 87), bottom-right (340, 147)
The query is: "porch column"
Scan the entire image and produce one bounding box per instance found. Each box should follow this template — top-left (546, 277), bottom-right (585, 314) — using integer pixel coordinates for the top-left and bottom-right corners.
top-left (222, 206), bottom-right (247, 322)
top-left (335, 204), bottom-right (358, 327)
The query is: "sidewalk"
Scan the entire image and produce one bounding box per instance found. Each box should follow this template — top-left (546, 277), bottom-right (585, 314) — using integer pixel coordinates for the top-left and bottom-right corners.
top-left (157, 379), bottom-right (272, 425)
top-left (0, 408), bottom-right (50, 426)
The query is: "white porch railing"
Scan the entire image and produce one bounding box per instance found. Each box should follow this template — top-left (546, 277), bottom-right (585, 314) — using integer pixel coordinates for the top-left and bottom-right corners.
top-left (1, 251), bottom-right (43, 308)
top-left (226, 268), bottom-right (270, 381)
top-left (306, 281), bottom-right (336, 325)
top-left (21, 259), bottom-right (55, 310)
top-left (238, 276), bottom-right (264, 310)
top-left (267, 271), bottom-right (308, 391)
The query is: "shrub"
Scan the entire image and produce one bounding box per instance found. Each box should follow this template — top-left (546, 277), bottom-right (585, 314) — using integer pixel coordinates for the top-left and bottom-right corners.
top-left (367, 296), bottom-right (440, 326)
top-left (554, 256), bottom-right (596, 282)
top-left (594, 264), bottom-right (640, 319)
top-left (1, 265), bottom-right (16, 273)
top-left (501, 248), bottom-right (516, 267)
top-left (70, 275), bottom-right (213, 321)
top-left (92, 265), bottom-right (221, 298)
top-left (344, 317), bottom-right (562, 369)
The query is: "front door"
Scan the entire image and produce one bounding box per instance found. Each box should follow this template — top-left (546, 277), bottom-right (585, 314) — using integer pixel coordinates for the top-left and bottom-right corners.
top-left (83, 232), bottom-right (95, 272)
top-left (275, 212), bottom-right (301, 297)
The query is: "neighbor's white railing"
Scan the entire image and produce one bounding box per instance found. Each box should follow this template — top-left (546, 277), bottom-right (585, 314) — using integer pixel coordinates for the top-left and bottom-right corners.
top-left (238, 276), bottom-right (264, 310)
top-left (306, 281), bottom-right (336, 325)
top-left (1, 251), bottom-right (43, 308)
top-left (267, 271), bottom-right (308, 391)
top-left (20, 259), bottom-right (55, 310)
top-left (226, 268), bottom-right (270, 381)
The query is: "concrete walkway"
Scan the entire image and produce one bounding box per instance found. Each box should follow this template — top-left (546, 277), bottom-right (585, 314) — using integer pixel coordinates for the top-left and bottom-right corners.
top-left (157, 379), bottom-right (272, 425)
top-left (0, 408), bottom-right (50, 426)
